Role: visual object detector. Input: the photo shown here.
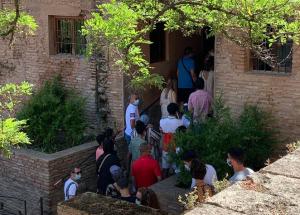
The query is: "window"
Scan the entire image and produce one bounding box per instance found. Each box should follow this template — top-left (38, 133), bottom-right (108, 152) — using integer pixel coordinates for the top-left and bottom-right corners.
top-left (54, 17), bottom-right (86, 55)
top-left (150, 23), bottom-right (166, 63)
top-left (251, 41), bottom-right (293, 73)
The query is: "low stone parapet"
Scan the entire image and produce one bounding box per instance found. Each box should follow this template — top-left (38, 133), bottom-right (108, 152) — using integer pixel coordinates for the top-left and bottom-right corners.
top-left (57, 192), bottom-right (163, 215)
top-left (186, 148), bottom-right (300, 215)
top-left (0, 141), bottom-right (98, 215)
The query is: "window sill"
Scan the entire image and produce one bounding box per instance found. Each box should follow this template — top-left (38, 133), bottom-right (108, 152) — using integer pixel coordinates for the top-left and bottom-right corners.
top-left (49, 54), bottom-right (86, 60)
top-left (247, 70), bottom-right (292, 77)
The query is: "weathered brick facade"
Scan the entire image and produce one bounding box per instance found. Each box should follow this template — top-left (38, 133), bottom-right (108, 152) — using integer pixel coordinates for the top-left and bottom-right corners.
top-left (0, 142), bottom-right (98, 215)
top-left (0, 0), bottom-right (124, 131)
top-left (215, 36), bottom-right (300, 144)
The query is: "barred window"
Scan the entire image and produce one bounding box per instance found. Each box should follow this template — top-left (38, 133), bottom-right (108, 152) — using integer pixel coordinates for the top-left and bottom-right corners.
top-left (251, 40), bottom-right (293, 73)
top-left (54, 17), bottom-right (86, 55)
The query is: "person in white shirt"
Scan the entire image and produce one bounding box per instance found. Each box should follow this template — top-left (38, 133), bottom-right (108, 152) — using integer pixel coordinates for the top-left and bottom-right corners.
top-left (64, 167), bottom-right (81, 201)
top-left (124, 93), bottom-right (140, 145)
top-left (227, 147), bottom-right (254, 183)
top-left (160, 103), bottom-right (183, 178)
top-left (182, 150), bottom-right (217, 188)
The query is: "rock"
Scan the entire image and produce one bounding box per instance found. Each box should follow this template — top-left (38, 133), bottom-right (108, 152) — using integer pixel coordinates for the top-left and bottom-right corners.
top-left (185, 203), bottom-right (242, 215)
top-left (261, 150), bottom-right (300, 179)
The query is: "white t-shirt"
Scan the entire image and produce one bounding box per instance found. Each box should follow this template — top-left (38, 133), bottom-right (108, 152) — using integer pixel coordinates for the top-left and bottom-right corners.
top-left (125, 104), bottom-right (139, 136)
top-left (191, 164), bottom-right (218, 188)
top-left (229, 167), bottom-right (254, 183)
top-left (160, 116), bottom-right (183, 133)
top-left (64, 178), bottom-right (78, 200)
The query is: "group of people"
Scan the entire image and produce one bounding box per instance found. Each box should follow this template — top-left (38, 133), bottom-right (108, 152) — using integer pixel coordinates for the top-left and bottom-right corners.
top-left (64, 127), bottom-right (161, 210)
top-left (63, 47), bottom-right (254, 208)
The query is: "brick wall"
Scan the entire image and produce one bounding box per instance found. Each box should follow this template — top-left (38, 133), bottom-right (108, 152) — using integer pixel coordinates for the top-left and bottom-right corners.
top-left (0, 0), bottom-right (124, 132)
top-left (0, 142), bottom-right (98, 215)
top-left (215, 36), bottom-right (300, 144)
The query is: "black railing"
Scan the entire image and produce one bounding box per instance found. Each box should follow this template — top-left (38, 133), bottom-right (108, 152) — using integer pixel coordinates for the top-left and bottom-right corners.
top-left (0, 196), bottom-right (44, 215)
top-left (140, 96), bottom-right (160, 116)
top-left (0, 195), bottom-right (27, 215)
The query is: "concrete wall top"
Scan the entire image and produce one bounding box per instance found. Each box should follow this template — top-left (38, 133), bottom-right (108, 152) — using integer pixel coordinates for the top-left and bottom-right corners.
top-left (186, 148), bottom-right (300, 215)
top-left (12, 141), bottom-right (98, 161)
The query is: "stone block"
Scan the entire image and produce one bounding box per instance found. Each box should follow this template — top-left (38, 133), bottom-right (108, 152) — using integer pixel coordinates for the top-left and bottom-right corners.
top-left (150, 176), bottom-right (187, 214)
top-left (185, 204), bottom-right (242, 215)
top-left (260, 150), bottom-right (300, 179)
top-left (206, 184), bottom-right (298, 214)
top-left (57, 192), bottom-right (163, 215)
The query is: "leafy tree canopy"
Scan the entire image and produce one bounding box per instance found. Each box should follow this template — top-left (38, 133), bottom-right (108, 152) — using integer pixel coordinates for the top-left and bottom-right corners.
top-left (0, 0), bottom-right (37, 43)
top-left (0, 82), bottom-right (32, 158)
top-left (83, 0), bottom-right (300, 89)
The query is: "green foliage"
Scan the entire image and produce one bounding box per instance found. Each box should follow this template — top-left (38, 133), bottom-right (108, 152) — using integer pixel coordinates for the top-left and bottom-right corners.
top-left (0, 82), bottom-right (32, 157)
top-left (0, 9), bottom-right (37, 37)
top-left (0, 118), bottom-right (30, 157)
top-left (84, 0), bottom-right (300, 89)
top-left (171, 95), bottom-right (276, 187)
top-left (18, 77), bottom-right (87, 153)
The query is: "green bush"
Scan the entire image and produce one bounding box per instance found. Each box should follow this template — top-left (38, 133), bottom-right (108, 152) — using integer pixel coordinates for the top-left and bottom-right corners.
top-left (171, 96), bottom-right (276, 187)
top-left (17, 76), bottom-right (87, 153)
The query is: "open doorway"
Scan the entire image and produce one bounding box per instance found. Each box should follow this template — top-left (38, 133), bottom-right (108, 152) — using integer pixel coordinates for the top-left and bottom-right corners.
top-left (139, 27), bottom-right (215, 126)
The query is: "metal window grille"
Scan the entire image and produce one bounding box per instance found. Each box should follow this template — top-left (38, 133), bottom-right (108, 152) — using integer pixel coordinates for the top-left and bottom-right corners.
top-left (55, 17), bottom-right (86, 55)
top-left (251, 41), bottom-right (293, 73)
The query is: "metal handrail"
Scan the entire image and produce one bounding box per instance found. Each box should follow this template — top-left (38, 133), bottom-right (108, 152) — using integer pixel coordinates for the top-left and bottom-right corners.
top-left (0, 195), bottom-right (27, 215)
top-left (140, 96), bottom-right (160, 116)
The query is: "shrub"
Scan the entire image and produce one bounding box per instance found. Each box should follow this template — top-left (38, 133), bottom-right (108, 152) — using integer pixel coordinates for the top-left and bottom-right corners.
top-left (17, 76), bottom-right (87, 153)
top-left (237, 105), bottom-right (276, 170)
top-left (171, 95), bottom-right (276, 187)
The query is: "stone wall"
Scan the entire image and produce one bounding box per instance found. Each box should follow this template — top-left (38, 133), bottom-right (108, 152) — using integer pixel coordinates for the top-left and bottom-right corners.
top-left (215, 36), bottom-right (300, 144)
top-left (57, 192), bottom-right (163, 215)
top-left (186, 148), bottom-right (300, 214)
top-left (0, 142), bottom-right (98, 215)
top-left (0, 0), bottom-right (124, 131)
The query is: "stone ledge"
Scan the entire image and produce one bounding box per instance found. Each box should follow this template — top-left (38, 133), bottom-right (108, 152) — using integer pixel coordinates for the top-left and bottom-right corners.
top-left (12, 141), bottom-right (98, 161)
top-left (57, 192), bottom-right (164, 215)
top-left (186, 148), bottom-right (300, 215)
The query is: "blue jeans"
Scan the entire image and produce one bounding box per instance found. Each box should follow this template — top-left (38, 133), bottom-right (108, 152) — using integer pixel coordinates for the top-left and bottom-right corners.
top-left (124, 133), bottom-right (131, 145)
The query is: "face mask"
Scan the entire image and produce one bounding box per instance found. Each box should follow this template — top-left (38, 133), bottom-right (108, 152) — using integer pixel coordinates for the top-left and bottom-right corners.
top-left (135, 199), bottom-right (141, 205)
top-left (226, 158), bottom-right (232, 167)
top-left (133, 99), bottom-right (140, 106)
top-left (184, 164), bottom-right (190, 171)
top-left (74, 173), bottom-right (81, 181)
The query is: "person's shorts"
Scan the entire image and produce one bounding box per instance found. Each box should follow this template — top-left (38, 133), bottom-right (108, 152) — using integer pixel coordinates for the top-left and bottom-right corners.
top-left (178, 88), bottom-right (194, 104)
top-left (162, 151), bottom-right (171, 169)
top-left (124, 132), bottom-right (131, 145)
top-left (162, 151), bottom-right (178, 172)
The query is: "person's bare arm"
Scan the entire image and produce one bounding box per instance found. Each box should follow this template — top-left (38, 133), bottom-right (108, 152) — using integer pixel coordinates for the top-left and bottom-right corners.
top-left (68, 195), bottom-right (75, 199)
top-left (130, 119), bottom-right (135, 129)
top-left (157, 176), bottom-right (162, 181)
top-left (171, 91), bottom-right (177, 103)
top-left (190, 69), bottom-right (196, 82)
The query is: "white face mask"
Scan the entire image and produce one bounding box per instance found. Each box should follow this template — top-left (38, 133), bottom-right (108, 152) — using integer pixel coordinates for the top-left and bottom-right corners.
top-left (74, 173), bottom-right (81, 181)
top-left (135, 199), bottom-right (141, 205)
top-left (133, 99), bottom-right (140, 106)
top-left (226, 158), bottom-right (232, 167)
top-left (184, 164), bottom-right (190, 171)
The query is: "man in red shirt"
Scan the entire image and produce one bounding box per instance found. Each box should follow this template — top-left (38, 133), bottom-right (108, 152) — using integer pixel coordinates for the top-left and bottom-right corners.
top-left (132, 143), bottom-right (162, 188)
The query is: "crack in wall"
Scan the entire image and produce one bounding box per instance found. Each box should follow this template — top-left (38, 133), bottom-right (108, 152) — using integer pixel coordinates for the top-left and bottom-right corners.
top-left (260, 170), bottom-right (300, 181)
